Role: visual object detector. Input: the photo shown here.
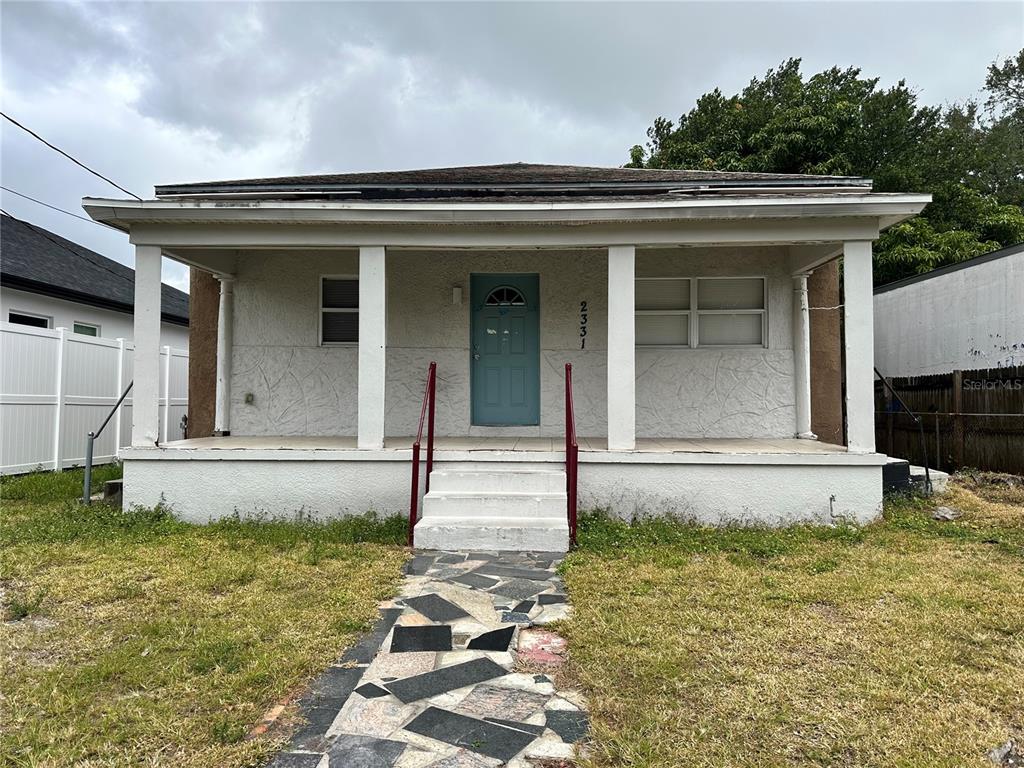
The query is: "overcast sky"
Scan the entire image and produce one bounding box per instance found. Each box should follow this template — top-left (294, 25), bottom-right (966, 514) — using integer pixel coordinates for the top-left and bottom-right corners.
top-left (1, 1), bottom-right (1020, 293)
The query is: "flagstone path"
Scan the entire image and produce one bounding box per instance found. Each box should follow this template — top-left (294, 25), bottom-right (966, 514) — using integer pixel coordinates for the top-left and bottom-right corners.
top-left (266, 551), bottom-right (587, 767)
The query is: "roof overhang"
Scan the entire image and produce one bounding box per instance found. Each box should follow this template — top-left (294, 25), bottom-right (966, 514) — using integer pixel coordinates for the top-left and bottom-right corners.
top-left (84, 193), bottom-right (930, 233)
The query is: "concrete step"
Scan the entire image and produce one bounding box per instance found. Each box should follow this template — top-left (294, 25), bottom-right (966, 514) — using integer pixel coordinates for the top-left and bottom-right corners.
top-left (423, 491), bottom-right (567, 519)
top-left (414, 516), bottom-right (570, 552)
top-left (429, 468), bottom-right (567, 494)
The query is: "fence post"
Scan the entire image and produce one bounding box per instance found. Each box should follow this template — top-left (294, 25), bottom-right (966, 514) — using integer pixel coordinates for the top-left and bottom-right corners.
top-left (52, 327), bottom-right (67, 472)
top-left (114, 338), bottom-right (126, 457)
top-left (952, 369), bottom-right (964, 470)
top-left (161, 345), bottom-right (171, 444)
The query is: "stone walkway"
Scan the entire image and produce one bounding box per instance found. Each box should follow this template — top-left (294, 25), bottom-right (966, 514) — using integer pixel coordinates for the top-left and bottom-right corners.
top-left (267, 551), bottom-right (587, 767)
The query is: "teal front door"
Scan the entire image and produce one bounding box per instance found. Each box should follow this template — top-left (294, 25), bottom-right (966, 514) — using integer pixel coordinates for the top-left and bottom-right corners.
top-left (470, 274), bottom-right (540, 426)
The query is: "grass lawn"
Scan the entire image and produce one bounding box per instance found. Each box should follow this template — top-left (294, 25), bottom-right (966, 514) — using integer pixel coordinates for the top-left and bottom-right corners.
top-left (1, 466), bottom-right (408, 768)
top-left (561, 475), bottom-right (1024, 768)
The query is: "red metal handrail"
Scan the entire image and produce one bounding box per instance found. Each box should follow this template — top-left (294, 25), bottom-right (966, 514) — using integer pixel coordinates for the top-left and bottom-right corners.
top-left (408, 362), bottom-right (437, 546)
top-left (564, 363), bottom-right (578, 546)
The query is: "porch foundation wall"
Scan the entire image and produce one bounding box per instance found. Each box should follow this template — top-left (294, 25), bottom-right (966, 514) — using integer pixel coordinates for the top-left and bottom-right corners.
top-left (121, 455), bottom-right (881, 526)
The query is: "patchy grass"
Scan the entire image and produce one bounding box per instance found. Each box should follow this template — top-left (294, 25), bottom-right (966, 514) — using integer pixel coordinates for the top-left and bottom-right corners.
top-left (0, 467), bottom-right (408, 768)
top-left (561, 480), bottom-right (1024, 768)
top-left (1, 462), bottom-right (124, 504)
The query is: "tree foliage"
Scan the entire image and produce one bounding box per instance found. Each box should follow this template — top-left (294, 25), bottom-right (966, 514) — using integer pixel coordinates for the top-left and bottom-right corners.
top-left (627, 53), bottom-right (1024, 284)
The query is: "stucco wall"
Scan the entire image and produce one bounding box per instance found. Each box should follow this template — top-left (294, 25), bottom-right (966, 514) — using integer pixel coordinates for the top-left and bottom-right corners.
top-left (229, 246), bottom-right (797, 438)
top-left (873, 249), bottom-right (1024, 376)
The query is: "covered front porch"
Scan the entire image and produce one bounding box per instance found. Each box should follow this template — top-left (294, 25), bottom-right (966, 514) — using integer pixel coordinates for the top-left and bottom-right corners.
top-left (83, 180), bottom-right (928, 543)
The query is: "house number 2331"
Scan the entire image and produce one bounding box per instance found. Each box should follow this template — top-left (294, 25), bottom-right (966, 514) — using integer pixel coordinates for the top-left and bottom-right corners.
top-left (579, 301), bottom-right (588, 349)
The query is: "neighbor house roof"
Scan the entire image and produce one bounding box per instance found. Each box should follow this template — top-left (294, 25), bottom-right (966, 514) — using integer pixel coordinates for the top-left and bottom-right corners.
top-left (0, 213), bottom-right (189, 325)
top-left (874, 241), bottom-right (1024, 295)
top-left (155, 162), bottom-right (873, 200)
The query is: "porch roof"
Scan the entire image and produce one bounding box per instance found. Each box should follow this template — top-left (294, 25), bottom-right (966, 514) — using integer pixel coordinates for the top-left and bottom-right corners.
top-left (152, 163), bottom-right (872, 199)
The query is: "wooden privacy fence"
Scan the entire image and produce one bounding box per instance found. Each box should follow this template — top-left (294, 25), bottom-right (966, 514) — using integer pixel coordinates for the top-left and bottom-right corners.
top-left (875, 365), bottom-right (1024, 475)
top-left (0, 323), bottom-right (188, 475)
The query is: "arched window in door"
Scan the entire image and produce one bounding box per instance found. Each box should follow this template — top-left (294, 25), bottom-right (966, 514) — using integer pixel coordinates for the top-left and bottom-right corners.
top-left (484, 286), bottom-right (527, 306)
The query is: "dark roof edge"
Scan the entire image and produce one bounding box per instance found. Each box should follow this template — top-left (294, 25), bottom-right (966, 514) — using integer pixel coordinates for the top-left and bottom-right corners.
top-left (2, 273), bottom-right (190, 326)
top-left (155, 177), bottom-right (873, 196)
top-left (874, 241), bottom-right (1024, 295)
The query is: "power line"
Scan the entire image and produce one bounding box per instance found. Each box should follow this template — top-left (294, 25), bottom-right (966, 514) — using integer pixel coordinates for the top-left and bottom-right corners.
top-left (0, 185), bottom-right (122, 231)
top-left (1, 112), bottom-right (143, 201)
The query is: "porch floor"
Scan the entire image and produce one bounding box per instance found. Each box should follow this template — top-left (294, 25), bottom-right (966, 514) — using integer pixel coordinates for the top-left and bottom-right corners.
top-left (164, 435), bottom-right (849, 455)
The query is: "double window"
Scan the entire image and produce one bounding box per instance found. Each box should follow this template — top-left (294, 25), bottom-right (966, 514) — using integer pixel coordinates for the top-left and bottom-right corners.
top-left (320, 276), bottom-right (359, 344)
top-left (635, 277), bottom-right (766, 347)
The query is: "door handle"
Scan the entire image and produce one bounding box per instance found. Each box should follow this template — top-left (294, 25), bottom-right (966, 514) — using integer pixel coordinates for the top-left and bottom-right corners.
top-left (473, 353), bottom-right (481, 360)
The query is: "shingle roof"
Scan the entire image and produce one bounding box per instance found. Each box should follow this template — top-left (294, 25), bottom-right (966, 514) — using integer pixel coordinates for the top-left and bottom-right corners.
top-left (0, 213), bottom-right (189, 325)
top-left (156, 162), bottom-right (871, 198)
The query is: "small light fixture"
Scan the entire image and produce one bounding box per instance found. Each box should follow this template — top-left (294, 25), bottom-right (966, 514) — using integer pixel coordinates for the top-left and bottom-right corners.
top-left (452, 286), bottom-right (463, 305)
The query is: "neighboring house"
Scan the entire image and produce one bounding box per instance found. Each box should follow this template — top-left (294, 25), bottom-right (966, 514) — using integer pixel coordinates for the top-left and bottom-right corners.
top-left (0, 212), bottom-right (189, 348)
top-left (83, 163), bottom-right (928, 551)
top-left (874, 242), bottom-right (1024, 377)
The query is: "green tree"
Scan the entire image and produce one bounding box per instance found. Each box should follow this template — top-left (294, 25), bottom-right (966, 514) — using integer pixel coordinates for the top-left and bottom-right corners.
top-left (628, 54), bottom-right (1024, 283)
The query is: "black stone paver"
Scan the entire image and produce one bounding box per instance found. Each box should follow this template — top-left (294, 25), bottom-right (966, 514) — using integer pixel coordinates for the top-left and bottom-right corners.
top-left (490, 578), bottom-right (548, 600)
top-left (354, 682), bottom-right (391, 698)
top-left (404, 555), bottom-right (436, 575)
top-left (501, 611), bottom-right (531, 624)
top-left (473, 563), bottom-right (555, 582)
top-left (390, 625), bottom-right (453, 652)
top-left (546, 709), bottom-right (590, 743)
top-left (450, 571), bottom-right (500, 589)
top-left (327, 734), bottom-right (407, 766)
top-left (404, 593), bottom-right (470, 622)
top-left (466, 625), bottom-right (515, 651)
top-left (403, 706), bottom-right (536, 761)
top-left (538, 593), bottom-right (567, 605)
top-left (384, 657), bottom-right (508, 703)
top-left (512, 599), bottom-right (536, 613)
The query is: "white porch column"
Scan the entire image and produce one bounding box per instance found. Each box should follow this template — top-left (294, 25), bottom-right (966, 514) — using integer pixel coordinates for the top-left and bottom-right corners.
top-left (214, 276), bottom-right (234, 435)
top-left (607, 245), bottom-right (636, 450)
top-left (358, 246), bottom-right (386, 449)
top-left (792, 273), bottom-right (816, 439)
top-left (842, 241), bottom-right (876, 453)
top-left (132, 245), bottom-right (162, 447)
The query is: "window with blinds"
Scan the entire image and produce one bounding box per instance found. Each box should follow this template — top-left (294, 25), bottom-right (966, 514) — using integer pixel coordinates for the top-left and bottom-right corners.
top-left (635, 276), bottom-right (766, 347)
top-left (321, 277), bottom-right (358, 344)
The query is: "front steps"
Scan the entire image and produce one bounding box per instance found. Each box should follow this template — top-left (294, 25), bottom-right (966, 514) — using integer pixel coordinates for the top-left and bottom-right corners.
top-left (414, 465), bottom-right (570, 552)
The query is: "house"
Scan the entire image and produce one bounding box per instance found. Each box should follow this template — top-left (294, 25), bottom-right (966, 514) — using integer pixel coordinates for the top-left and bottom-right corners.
top-left (0, 212), bottom-right (189, 347)
top-left (82, 163), bottom-right (928, 551)
top-left (874, 241), bottom-right (1024, 377)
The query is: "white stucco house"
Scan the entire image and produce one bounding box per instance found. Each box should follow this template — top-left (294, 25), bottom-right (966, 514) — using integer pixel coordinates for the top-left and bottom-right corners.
top-left (83, 164), bottom-right (928, 551)
top-left (874, 241), bottom-right (1024, 376)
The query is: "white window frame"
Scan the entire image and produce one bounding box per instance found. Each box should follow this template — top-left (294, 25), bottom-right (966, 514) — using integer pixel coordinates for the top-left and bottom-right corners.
top-left (635, 276), bottom-right (768, 349)
top-left (634, 277), bottom-right (692, 349)
top-left (73, 321), bottom-right (101, 337)
top-left (7, 310), bottom-right (52, 329)
top-left (319, 274), bottom-right (359, 347)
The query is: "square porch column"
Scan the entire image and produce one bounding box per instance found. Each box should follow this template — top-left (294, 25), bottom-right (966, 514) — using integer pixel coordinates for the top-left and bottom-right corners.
top-left (607, 245), bottom-right (636, 450)
top-left (131, 245), bottom-right (162, 447)
top-left (214, 276), bottom-right (234, 436)
top-left (792, 273), bottom-right (816, 439)
top-left (358, 246), bottom-right (387, 449)
top-left (842, 241), bottom-right (876, 452)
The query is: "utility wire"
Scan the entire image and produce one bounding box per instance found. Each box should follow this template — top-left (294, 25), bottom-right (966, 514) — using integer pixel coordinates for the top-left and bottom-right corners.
top-left (0, 185), bottom-right (122, 231)
top-left (1, 112), bottom-right (143, 200)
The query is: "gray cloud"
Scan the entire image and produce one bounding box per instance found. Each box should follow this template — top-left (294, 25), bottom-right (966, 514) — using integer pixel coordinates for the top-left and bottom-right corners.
top-left (1, 1), bottom-right (1020, 289)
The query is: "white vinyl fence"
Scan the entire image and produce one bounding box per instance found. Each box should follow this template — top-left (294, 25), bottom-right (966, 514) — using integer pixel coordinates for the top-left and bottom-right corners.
top-left (0, 323), bottom-right (188, 475)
